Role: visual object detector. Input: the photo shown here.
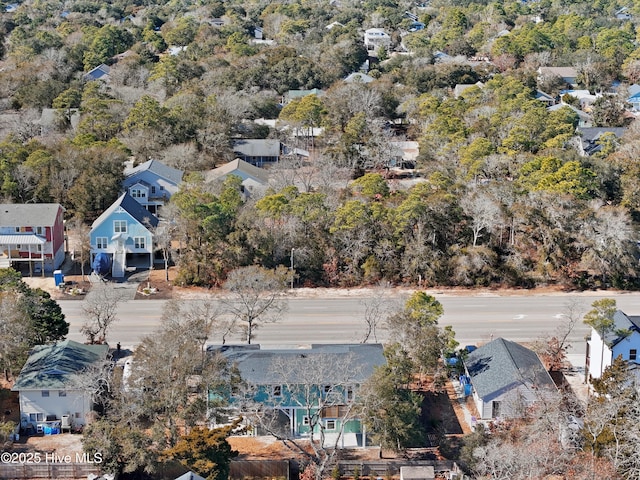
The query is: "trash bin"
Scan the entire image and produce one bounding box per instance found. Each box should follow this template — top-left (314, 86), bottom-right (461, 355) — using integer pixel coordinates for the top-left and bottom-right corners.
top-left (53, 270), bottom-right (64, 287)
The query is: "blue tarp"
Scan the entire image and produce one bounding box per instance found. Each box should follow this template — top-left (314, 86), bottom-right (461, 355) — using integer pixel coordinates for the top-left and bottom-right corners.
top-left (92, 253), bottom-right (111, 275)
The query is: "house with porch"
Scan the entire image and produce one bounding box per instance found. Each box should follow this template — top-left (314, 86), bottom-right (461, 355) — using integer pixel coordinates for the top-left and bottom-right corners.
top-left (464, 338), bottom-right (556, 420)
top-left (0, 203), bottom-right (65, 275)
top-left (585, 309), bottom-right (640, 382)
top-left (12, 340), bottom-right (109, 433)
top-left (122, 159), bottom-right (184, 215)
top-left (219, 344), bottom-right (385, 447)
top-left (90, 192), bottom-right (158, 277)
top-left (232, 139), bottom-right (281, 166)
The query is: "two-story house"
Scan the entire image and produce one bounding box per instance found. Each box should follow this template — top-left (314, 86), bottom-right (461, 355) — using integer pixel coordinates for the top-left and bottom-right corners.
top-left (364, 28), bottom-right (391, 52)
top-left (0, 203), bottom-right (65, 275)
top-left (123, 159), bottom-right (184, 215)
top-left (12, 340), bottom-right (109, 433)
top-left (219, 344), bottom-right (385, 447)
top-left (586, 309), bottom-right (640, 382)
top-left (90, 193), bottom-right (158, 278)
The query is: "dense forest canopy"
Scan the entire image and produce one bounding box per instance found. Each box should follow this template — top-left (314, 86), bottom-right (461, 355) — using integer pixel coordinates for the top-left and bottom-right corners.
top-left (1, 0), bottom-right (640, 288)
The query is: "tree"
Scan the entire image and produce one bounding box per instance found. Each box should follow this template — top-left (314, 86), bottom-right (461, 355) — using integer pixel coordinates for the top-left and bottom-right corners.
top-left (22, 288), bottom-right (68, 345)
top-left (359, 285), bottom-right (394, 343)
top-left (386, 292), bottom-right (457, 385)
top-left (81, 284), bottom-right (125, 344)
top-left (533, 299), bottom-right (583, 372)
top-left (239, 351), bottom-right (363, 480)
top-left (163, 421), bottom-right (241, 480)
top-left (358, 343), bottom-right (424, 452)
top-left (221, 266), bottom-right (288, 344)
top-left (583, 298), bottom-right (619, 380)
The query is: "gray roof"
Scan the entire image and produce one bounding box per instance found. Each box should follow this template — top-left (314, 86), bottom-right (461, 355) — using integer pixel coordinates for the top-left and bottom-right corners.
top-left (205, 159), bottom-right (269, 184)
top-left (12, 340), bottom-right (108, 390)
top-left (174, 472), bottom-right (206, 480)
top-left (91, 192), bottom-right (159, 230)
top-left (219, 344), bottom-right (385, 385)
top-left (124, 159), bottom-right (184, 185)
top-left (605, 310), bottom-right (640, 347)
top-left (465, 338), bottom-right (556, 400)
top-left (0, 203), bottom-right (63, 227)
top-left (233, 139), bottom-right (281, 158)
top-left (578, 127), bottom-right (626, 142)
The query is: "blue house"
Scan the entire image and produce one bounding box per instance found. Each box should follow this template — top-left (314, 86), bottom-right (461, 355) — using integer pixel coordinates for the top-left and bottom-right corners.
top-left (90, 192), bottom-right (158, 277)
top-left (123, 159), bottom-right (184, 215)
top-left (218, 344), bottom-right (385, 447)
top-left (627, 84), bottom-right (640, 111)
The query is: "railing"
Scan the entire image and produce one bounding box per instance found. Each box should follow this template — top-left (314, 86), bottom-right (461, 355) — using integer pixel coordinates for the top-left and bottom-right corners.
top-left (0, 462), bottom-right (101, 479)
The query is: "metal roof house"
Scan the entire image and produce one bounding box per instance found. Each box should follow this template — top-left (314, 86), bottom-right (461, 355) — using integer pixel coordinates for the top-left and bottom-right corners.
top-left (90, 192), bottom-right (158, 277)
top-left (0, 203), bottom-right (65, 275)
top-left (12, 340), bottom-right (109, 432)
top-left (464, 338), bottom-right (556, 420)
top-left (218, 344), bottom-right (385, 447)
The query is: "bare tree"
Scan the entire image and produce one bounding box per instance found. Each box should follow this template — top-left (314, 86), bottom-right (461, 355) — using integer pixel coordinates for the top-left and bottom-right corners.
top-left (460, 188), bottom-right (503, 247)
top-left (359, 284), bottom-right (395, 343)
top-left (221, 266), bottom-right (288, 344)
top-left (81, 284), bottom-right (126, 344)
top-left (532, 299), bottom-right (584, 372)
top-left (238, 351), bottom-right (364, 480)
top-left (68, 217), bottom-right (92, 280)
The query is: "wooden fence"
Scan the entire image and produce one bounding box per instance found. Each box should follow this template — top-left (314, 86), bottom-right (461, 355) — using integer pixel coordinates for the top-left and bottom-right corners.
top-left (230, 460), bottom-right (290, 480)
top-left (337, 459), bottom-right (457, 477)
top-left (0, 462), bottom-right (101, 479)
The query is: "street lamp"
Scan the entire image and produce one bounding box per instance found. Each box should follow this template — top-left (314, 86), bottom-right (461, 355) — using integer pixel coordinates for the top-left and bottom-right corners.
top-left (290, 248), bottom-right (295, 289)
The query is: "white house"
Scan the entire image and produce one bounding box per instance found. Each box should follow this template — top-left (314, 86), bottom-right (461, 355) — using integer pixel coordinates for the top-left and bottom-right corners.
top-left (364, 28), bottom-right (391, 51)
top-left (464, 338), bottom-right (556, 420)
top-left (12, 340), bottom-right (109, 433)
top-left (586, 310), bottom-right (640, 382)
top-left (123, 159), bottom-right (184, 215)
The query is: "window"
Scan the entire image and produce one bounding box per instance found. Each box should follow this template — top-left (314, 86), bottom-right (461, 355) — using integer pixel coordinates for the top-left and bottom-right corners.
top-left (151, 186), bottom-right (156, 194)
top-left (15, 244), bottom-right (21, 249)
top-left (492, 401), bottom-right (501, 418)
top-left (131, 188), bottom-right (145, 199)
top-left (325, 419), bottom-right (336, 430)
top-left (36, 244), bottom-right (42, 252)
top-left (114, 220), bottom-right (127, 233)
top-left (346, 386), bottom-right (354, 402)
top-left (96, 237), bottom-right (108, 249)
top-left (631, 349), bottom-right (637, 361)
top-left (272, 385), bottom-right (282, 397)
top-left (134, 237), bottom-right (145, 249)
top-left (41, 390), bottom-right (49, 397)
top-left (14, 227), bottom-right (20, 233)
top-left (35, 226), bottom-right (43, 235)
top-left (58, 391), bottom-right (66, 397)
top-left (302, 416), bottom-right (310, 426)
top-left (323, 385), bottom-right (332, 395)
top-left (29, 413), bottom-right (44, 422)
top-left (160, 186), bottom-right (164, 190)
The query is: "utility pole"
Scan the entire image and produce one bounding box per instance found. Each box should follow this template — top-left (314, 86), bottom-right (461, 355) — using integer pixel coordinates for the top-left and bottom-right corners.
top-left (290, 248), bottom-right (295, 289)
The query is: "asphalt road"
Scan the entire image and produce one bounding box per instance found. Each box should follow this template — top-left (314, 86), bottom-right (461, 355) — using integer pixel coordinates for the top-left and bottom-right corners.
top-left (58, 290), bottom-right (640, 359)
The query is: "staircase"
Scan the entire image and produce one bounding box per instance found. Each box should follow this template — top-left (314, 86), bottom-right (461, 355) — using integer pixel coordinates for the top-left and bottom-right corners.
top-left (112, 250), bottom-right (125, 278)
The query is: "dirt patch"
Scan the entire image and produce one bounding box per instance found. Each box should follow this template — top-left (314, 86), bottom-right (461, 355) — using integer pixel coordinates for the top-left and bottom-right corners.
top-left (134, 267), bottom-right (174, 300)
top-left (11, 432), bottom-right (84, 459)
top-left (229, 436), bottom-right (385, 461)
